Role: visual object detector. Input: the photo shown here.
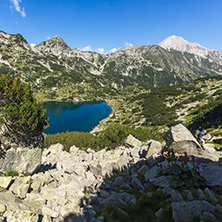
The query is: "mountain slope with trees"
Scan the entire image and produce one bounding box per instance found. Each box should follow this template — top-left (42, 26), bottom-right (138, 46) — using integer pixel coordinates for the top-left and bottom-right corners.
top-left (0, 31), bottom-right (221, 102)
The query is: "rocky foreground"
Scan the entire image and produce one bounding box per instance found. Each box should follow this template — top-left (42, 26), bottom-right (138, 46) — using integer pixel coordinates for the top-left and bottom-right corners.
top-left (0, 124), bottom-right (222, 221)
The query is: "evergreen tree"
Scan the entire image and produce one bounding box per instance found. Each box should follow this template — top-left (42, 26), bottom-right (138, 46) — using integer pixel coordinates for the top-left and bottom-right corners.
top-left (0, 73), bottom-right (49, 143)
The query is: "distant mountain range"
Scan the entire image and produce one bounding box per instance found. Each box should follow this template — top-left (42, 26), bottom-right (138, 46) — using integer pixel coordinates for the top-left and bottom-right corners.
top-left (0, 31), bottom-right (221, 101)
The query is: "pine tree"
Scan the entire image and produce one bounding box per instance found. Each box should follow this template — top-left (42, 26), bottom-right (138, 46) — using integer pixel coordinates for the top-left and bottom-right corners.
top-left (0, 73), bottom-right (49, 144)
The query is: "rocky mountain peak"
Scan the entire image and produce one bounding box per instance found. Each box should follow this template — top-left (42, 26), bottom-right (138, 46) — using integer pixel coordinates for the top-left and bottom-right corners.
top-left (158, 35), bottom-right (222, 65)
top-left (35, 35), bottom-right (72, 56)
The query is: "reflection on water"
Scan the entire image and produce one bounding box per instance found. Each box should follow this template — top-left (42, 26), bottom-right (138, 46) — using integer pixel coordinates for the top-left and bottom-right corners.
top-left (42, 101), bottom-right (112, 134)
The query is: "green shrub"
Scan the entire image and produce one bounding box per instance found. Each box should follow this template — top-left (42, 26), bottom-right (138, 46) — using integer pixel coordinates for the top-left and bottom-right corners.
top-left (0, 73), bottom-right (49, 140)
top-left (5, 169), bottom-right (19, 177)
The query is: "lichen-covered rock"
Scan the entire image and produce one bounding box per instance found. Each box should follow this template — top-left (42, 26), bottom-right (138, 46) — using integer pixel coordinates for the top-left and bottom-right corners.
top-left (165, 124), bottom-right (202, 155)
top-left (0, 147), bottom-right (42, 175)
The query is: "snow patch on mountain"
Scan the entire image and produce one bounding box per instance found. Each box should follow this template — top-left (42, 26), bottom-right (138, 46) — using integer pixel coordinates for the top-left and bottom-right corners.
top-left (158, 35), bottom-right (222, 65)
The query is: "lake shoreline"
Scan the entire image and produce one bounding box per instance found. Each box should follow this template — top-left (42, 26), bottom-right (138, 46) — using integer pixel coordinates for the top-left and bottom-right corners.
top-left (42, 101), bottom-right (112, 134)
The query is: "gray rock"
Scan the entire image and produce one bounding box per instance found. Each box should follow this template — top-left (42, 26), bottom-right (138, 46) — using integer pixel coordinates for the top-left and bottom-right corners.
top-left (112, 177), bottom-right (131, 189)
top-left (172, 200), bottom-right (216, 222)
top-left (171, 189), bottom-right (183, 202)
top-left (183, 190), bottom-right (193, 201)
top-left (0, 147), bottom-right (42, 175)
top-left (201, 164), bottom-right (222, 187)
top-left (42, 205), bottom-right (59, 218)
top-left (131, 176), bottom-right (144, 191)
top-left (204, 187), bottom-right (218, 203)
top-left (100, 193), bottom-right (126, 207)
top-left (146, 140), bottom-right (162, 158)
top-left (155, 208), bottom-right (163, 221)
top-left (137, 165), bottom-right (149, 176)
top-left (202, 211), bottom-right (217, 221)
top-left (69, 145), bottom-right (79, 154)
top-left (125, 134), bottom-right (142, 148)
top-left (48, 143), bottom-right (64, 154)
top-left (152, 176), bottom-right (170, 190)
top-left (197, 188), bottom-right (206, 200)
top-left (0, 176), bottom-right (13, 189)
top-left (0, 203), bottom-right (7, 216)
top-left (117, 192), bottom-right (136, 204)
top-left (89, 164), bottom-right (102, 177)
top-left (144, 165), bottom-right (158, 182)
top-left (165, 124), bottom-right (202, 155)
top-left (9, 176), bottom-right (31, 199)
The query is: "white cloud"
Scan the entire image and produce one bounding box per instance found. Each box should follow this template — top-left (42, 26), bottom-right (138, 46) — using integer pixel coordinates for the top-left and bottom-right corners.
top-left (30, 43), bottom-right (36, 47)
top-left (125, 42), bottom-right (133, 47)
top-left (110, 48), bottom-right (118, 53)
top-left (96, 48), bottom-right (105, 54)
top-left (80, 45), bottom-right (92, 51)
top-left (11, 0), bottom-right (26, 17)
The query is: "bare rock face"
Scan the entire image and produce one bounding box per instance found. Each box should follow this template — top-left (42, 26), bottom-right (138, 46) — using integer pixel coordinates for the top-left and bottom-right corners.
top-left (165, 124), bottom-right (202, 155)
top-left (0, 147), bottom-right (42, 175)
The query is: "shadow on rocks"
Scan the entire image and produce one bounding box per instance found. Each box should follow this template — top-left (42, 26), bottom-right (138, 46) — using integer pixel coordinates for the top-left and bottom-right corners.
top-left (0, 147), bottom-right (6, 159)
top-left (62, 157), bottom-right (154, 222)
top-left (39, 163), bottom-right (57, 173)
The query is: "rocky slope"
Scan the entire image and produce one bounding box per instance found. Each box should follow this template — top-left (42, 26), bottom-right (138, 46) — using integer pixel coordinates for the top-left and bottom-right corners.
top-left (0, 31), bottom-right (221, 101)
top-left (158, 35), bottom-right (222, 66)
top-left (0, 124), bottom-right (222, 221)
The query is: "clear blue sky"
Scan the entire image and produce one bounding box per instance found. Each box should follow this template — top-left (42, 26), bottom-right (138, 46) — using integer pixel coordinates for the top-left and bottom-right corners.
top-left (1, 0), bottom-right (222, 53)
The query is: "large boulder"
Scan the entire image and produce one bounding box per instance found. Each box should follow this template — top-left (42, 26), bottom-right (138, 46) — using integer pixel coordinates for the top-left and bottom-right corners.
top-left (125, 134), bottom-right (142, 148)
top-left (0, 147), bottom-right (42, 175)
top-left (165, 124), bottom-right (202, 155)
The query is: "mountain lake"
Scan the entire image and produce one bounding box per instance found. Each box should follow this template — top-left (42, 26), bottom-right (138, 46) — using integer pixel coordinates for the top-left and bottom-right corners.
top-left (42, 101), bottom-right (112, 134)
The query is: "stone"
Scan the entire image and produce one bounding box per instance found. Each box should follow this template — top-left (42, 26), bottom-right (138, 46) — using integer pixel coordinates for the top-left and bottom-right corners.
top-left (202, 211), bottom-right (217, 221)
top-left (48, 143), bottom-right (64, 154)
top-left (117, 192), bottom-right (136, 204)
top-left (201, 164), bottom-right (222, 187)
top-left (0, 203), bottom-right (7, 216)
top-left (165, 124), bottom-right (202, 155)
top-left (42, 205), bottom-right (59, 218)
top-left (125, 134), bottom-right (142, 148)
top-left (0, 176), bottom-right (13, 189)
top-left (155, 208), bottom-right (163, 221)
top-left (89, 164), bottom-right (102, 177)
top-left (197, 188), bottom-right (206, 200)
top-left (30, 178), bottom-right (42, 193)
top-left (204, 187), bottom-right (218, 203)
top-left (171, 189), bottom-right (183, 202)
top-left (9, 176), bottom-right (31, 199)
top-left (172, 200), bottom-right (216, 222)
top-left (144, 165), bottom-right (158, 182)
top-left (0, 147), bottom-right (42, 175)
top-left (183, 190), bottom-right (193, 201)
top-left (42, 215), bottom-right (52, 222)
top-left (152, 176), bottom-right (171, 190)
top-left (137, 165), bottom-right (149, 176)
top-left (100, 193), bottom-right (126, 207)
top-left (146, 140), bottom-right (162, 158)
top-left (131, 176), bottom-right (144, 191)
top-left (112, 177), bottom-right (131, 189)
top-left (4, 210), bottom-right (39, 222)
top-left (202, 133), bottom-right (211, 141)
top-left (69, 145), bottom-right (79, 154)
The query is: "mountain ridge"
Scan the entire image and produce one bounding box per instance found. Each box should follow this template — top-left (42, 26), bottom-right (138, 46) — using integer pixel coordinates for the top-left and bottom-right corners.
top-left (0, 31), bottom-right (221, 102)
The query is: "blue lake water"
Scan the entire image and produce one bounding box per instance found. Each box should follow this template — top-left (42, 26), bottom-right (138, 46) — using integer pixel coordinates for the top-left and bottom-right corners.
top-left (42, 101), bottom-right (112, 134)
